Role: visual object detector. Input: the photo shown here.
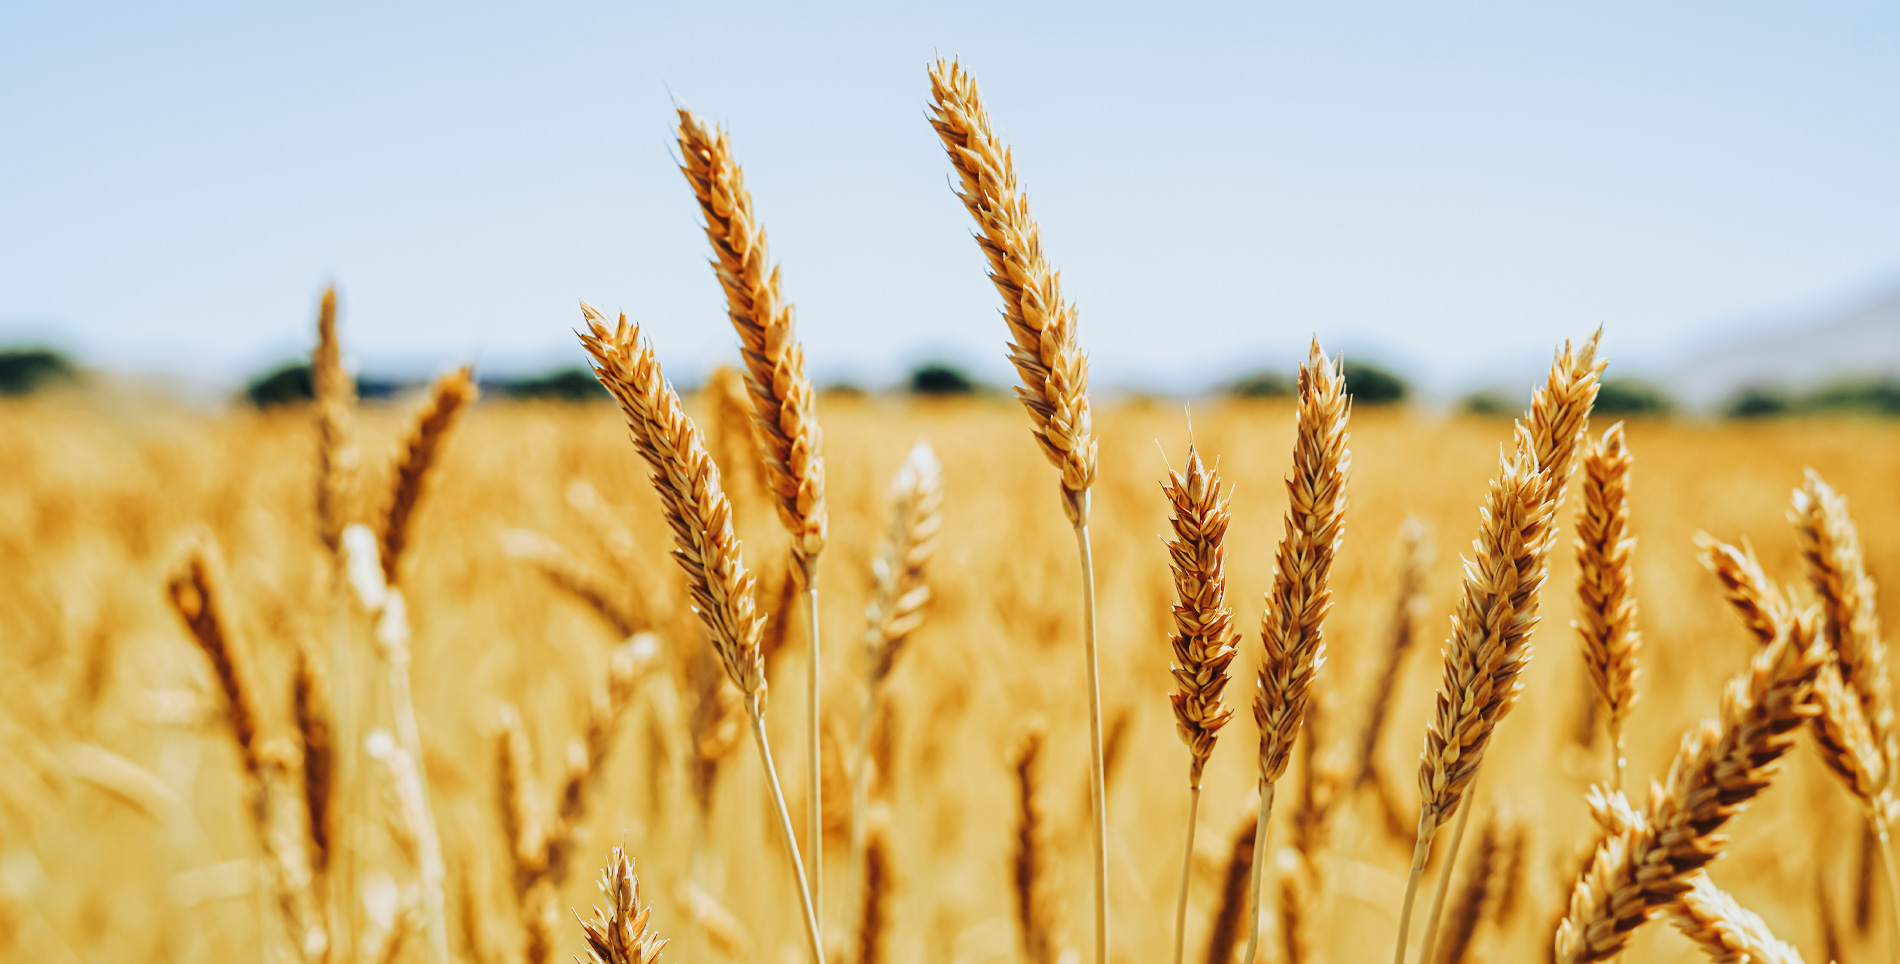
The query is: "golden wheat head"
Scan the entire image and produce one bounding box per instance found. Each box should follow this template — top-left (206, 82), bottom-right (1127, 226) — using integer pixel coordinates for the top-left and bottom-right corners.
top-left (1161, 440), bottom-right (1239, 786)
top-left (926, 57), bottom-right (1096, 524)
top-left (578, 304), bottom-right (765, 703)
top-left (675, 109), bottom-right (828, 576)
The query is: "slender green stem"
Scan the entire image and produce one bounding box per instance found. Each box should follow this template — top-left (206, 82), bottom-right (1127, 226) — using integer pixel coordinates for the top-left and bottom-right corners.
top-left (1419, 796), bottom-right (1476, 964)
top-left (1072, 522), bottom-right (1108, 964)
top-left (1172, 784), bottom-right (1203, 964)
top-left (1239, 780), bottom-right (1276, 964)
top-left (749, 698), bottom-right (828, 964)
top-left (805, 579), bottom-right (823, 933)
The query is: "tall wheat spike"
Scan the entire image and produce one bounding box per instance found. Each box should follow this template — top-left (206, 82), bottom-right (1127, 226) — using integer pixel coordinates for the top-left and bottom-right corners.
top-left (1398, 334), bottom-right (1603, 964)
top-left (850, 440), bottom-right (942, 927)
top-left (577, 305), bottom-right (824, 963)
top-left (576, 847), bottom-right (669, 964)
top-left (1572, 422), bottom-right (1640, 790)
top-left (1789, 469), bottom-right (1900, 954)
top-left (379, 366), bottom-right (476, 586)
top-left (927, 55), bottom-right (1107, 964)
top-left (309, 285), bottom-right (362, 962)
top-left (1552, 611), bottom-right (1825, 962)
top-left (675, 110), bottom-right (832, 916)
top-left (1160, 439), bottom-right (1239, 964)
top-left (1241, 340), bottom-right (1351, 964)
top-left (1010, 724), bottom-right (1059, 964)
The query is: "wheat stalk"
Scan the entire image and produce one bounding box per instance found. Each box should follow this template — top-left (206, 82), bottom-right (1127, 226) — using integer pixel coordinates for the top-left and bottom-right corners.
top-left (1573, 422), bottom-right (1641, 790)
top-left (927, 55), bottom-right (1108, 964)
top-left (1552, 611), bottom-right (1824, 962)
top-left (577, 305), bottom-right (823, 963)
top-left (675, 110), bottom-right (832, 914)
top-left (850, 440), bottom-right (941, 933)
top-left (1398, 335), bottom-right (1602, 964)
top-left (1243, 339), bottom-right (1351, 964)
top-left (576, 847), bottom-right (668, 964)
top-left (1161, 438), bottom-right (1239, 964)
top-left (308, 285), bottom-right (364, 962)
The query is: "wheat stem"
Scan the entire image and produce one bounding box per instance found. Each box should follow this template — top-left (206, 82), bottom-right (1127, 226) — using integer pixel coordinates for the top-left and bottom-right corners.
top-left (1874, 809), bottom-right (1900, 964)
top-left (1240, 780), bottom-right (1277, 964)
top-left (1394, 837), bottom-right (1432, 964)
top-left (1073, 521), bottom-right (1108, 964)
top-left (749, 698), bottom-right (827, 964)
top-left (805, 581), bottom-right (823, 927)
top-left (1173, 784), bottom-right (1202, 964)
top-left (1419, 779), bottom-right (1477, 964)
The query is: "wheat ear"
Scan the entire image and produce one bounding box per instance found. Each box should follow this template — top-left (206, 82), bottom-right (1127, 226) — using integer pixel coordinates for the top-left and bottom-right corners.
top-left (378, 366), bottom-right (476, 586)
top-left (850, 441), bottom-right (942, 931)
top-left (1668, 874), bottom-right (1808, 964)
top-left (1398, 335), bottom-right (1602, 964)
top-left (577, 305), bottom-right (823, 963)
top-left (1789, 469), bottom-right (1900, 957)
top-left (1161, 439), bottom-right (1239, 964)
top-left (309, 285), bottom-right (364, 961)
top-left (1573, 422), bottom-right (1640, 790)
top-left (1011, 724), bottom-right (1059, 964)
top-left (928, 55), bottom-right (1107, 964)
top-left (1356, 519), bottom-right (1432, 841)
top-left (1203, 810), bottom-right (1257, 964)
top-left (1552, 612), bottom-right (1825, 962)
top-left (292, 641), bottom-right (335, 880)
top-left (1241, 339), bottom-right (1351, 964)
top-left (576, 847), bottom-right (668, 964)
top-left (855, 819), bottom-right (893, 964)
top-left (675, 110), bottom-right (831, 916)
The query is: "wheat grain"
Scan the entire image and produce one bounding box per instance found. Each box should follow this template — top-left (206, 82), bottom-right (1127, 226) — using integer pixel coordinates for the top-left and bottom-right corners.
top-left (166, 531), bottom-right (262, 783)
top-left (1572, 422), bottom-right (1640, 790)
top-left (292, 641), bottom-right (334, 880)
top-left (1401, 334), bottom-right (1603, 964)
top-left (1162, 436), bottom-right (1240, 964)
top-left (1552, 612), bottom-right (1824, 962)
top-left (576, 847), bottom-right (667, 964)
top-left (1244, 340), bottom-right (1351, 964)
top-left (1695, 534), bottom-right (1787, 648)
top-left (578, 304), bottom-right (823, 963)
top-left (928, 56), bottom-right (1107, 964)
top-left (1012, 723), bottom-right (1059, 964)
top-left (378, 366), bottom-right (476, 586)
top-left (1667, 874), bottom-right (1807, 964)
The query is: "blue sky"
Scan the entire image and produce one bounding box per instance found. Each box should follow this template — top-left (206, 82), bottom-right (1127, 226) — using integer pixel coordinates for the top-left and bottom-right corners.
top-left (3, 2), bottom-right (1896, 393)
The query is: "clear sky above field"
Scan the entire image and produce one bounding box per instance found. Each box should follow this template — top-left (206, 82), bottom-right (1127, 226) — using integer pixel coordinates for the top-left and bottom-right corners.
top-left (3, 2), bottom-right (1897, 394)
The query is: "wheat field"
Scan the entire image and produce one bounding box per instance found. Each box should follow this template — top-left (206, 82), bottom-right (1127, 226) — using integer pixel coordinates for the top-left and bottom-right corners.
top-left (3, 385), bottom-right (1896, 964)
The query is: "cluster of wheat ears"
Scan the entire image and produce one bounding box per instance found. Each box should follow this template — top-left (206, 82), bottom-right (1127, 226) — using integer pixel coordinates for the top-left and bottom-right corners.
top-left (141, 59), bottom-right (1895, 964)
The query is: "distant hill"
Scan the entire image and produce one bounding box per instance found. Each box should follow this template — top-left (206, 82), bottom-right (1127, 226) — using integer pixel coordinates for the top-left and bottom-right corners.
top-left (1665, 287), bottom-right (1900, 411)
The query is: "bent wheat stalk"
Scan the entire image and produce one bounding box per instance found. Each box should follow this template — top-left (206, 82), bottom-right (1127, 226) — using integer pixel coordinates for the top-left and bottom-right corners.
top-left (1160, 440), bottom-right (1238, 964)
top-left (1242, 340), bottom-right (1351, 964)
top-left (928, 56), bottom-right (1107, 964)
top-left (577, 306), bottom-right (824, 964)
top-left (676, 110), bottom-right (831, 915)
top-left (1399, 334), bottom-right (1603, 964)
